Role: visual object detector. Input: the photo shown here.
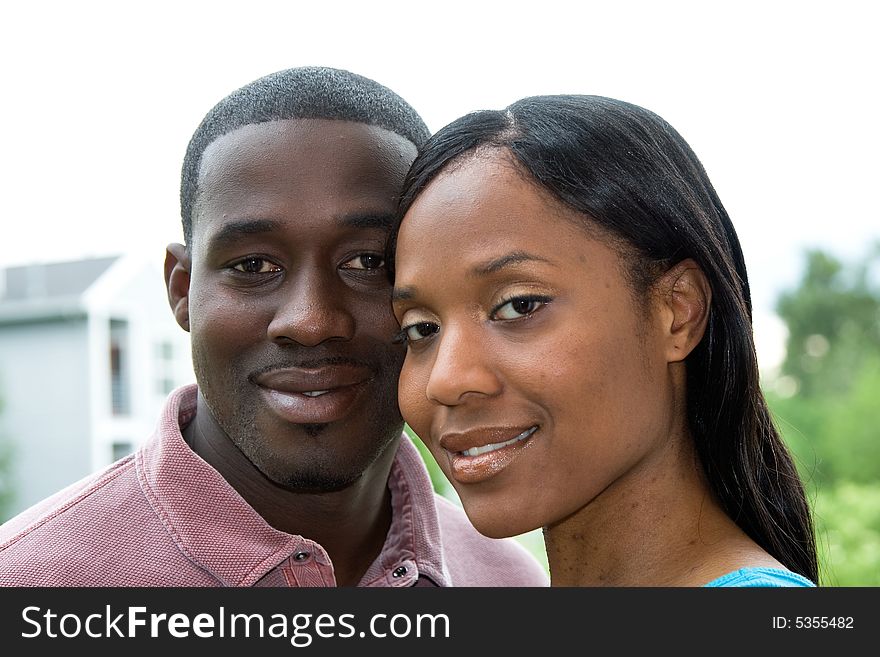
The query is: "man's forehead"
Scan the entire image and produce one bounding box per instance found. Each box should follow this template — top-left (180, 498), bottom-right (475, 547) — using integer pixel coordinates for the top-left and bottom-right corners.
top-left (189, 118), bottom-right (413, 249)
top-left (197, 117), bottom-right (416, 184)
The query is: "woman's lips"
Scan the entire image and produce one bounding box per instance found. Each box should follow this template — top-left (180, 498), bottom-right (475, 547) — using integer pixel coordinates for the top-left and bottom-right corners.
top-left (459, 426), bottom-right (537, 456)
top-left (439, 425), bottom-right (539, 484)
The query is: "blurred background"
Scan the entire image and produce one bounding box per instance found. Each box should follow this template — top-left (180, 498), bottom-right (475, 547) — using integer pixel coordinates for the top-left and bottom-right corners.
top-left (1, 0), bottom-right (877, 585)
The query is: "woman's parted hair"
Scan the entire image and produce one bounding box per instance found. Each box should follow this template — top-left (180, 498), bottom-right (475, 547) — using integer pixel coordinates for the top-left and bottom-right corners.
top-left (389, 95), bottom-right (818, 583)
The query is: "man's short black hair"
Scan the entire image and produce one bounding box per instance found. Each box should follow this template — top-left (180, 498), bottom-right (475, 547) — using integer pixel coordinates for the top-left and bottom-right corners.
top-left (180, 66), bottom-right (430, 245)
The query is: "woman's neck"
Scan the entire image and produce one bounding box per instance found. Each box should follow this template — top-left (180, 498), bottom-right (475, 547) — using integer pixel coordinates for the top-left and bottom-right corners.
top-left (543, 436), bottom-right (779, 587)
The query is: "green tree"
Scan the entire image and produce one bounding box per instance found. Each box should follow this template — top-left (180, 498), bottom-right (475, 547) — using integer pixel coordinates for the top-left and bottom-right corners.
top-left (771, 355), bottom-right (880, 487)
top-left (775, 245), bottom-right (880, 397)
top-left (766, 244), bottom-right (880, 585)
top-left (812, 482), bottom-right (880, 587)
top-left (771, 244), bottom-right (880, 485)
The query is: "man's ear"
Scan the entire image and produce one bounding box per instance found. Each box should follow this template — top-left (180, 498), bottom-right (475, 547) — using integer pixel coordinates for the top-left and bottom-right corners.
top-left (656, 258), bottom-right (711, 363)
top-left (165, 243), bottom-right (192, 332)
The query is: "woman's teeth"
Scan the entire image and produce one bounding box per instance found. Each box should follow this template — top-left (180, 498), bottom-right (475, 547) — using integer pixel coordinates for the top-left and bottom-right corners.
top-left (461, 426), bottom-right (537, 457)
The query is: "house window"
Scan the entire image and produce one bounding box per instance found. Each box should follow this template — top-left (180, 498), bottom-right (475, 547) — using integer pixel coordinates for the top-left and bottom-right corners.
top-left (112, 441), bottom-right (134, 461)
top-left (157, 377), bottom-right (175, 395)
top-left (157, 341), bottom-right (174, 360)
top-left (155, 340), bottom-right (177, 395)
top-left (110, 319), bottom-right (130, 415)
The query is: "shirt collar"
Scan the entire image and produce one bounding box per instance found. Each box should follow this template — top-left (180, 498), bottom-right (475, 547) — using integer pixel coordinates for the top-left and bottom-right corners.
top-left (358, 427), bottom-right (451, 587)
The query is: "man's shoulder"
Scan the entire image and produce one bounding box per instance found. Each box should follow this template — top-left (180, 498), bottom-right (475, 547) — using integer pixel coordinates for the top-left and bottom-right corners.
top-left (0, 456), bottom-right (149, 584)
top-left (1, 456), bottom-right (137, 540)
top-left (433, 494), bottom-right (549, 587)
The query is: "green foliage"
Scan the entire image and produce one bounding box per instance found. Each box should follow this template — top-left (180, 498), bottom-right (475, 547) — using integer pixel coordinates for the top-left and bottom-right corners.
top-left (0, 440), bottom-right (14, 521)
top-left (766, 243), bottom-right (880, 585)
top-left (775, 245), bottom-right (880, 397)
top-left (813, 482), bottom-right (880, 586)
top-left (0, 394), bottom-right (17, 521)
top-left (770, 354), bottom-right (880, 486)
top-left (403, 424), bottom-right (457, 501)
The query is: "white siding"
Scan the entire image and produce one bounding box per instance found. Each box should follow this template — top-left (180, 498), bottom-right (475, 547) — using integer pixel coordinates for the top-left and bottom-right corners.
top-left (86, 258), bottom-right (194, 471)
top-left (0, 318), bottom-right (92, 516)
top-left (0, 255), bottom-right (195, 522)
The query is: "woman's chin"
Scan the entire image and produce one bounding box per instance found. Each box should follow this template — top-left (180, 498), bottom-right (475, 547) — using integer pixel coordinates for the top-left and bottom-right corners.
top-left (464, 507), bottom-right (541, 540)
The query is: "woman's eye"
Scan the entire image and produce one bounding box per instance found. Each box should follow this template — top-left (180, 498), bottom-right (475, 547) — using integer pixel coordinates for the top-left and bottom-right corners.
top-left (394, 321), bottom-right (440, 344)
top-left (341, 254), bottom-right (385, 270)
top-left (232, 257), bottom-right (281, 274)
top-left (493, 296), bottom-right (549, 320)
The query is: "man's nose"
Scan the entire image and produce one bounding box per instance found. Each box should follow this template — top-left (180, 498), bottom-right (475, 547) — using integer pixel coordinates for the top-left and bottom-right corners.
top-left (267, 269), bottom-right (356, 346)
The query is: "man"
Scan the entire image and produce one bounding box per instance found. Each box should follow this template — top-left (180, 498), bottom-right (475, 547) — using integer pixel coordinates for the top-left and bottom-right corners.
top-left (0, 67), bottom-right (548, 586)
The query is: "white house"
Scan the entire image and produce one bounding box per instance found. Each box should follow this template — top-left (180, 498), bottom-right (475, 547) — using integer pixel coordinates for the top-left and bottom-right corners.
top-left (0, 254), bottom-right (194, 519)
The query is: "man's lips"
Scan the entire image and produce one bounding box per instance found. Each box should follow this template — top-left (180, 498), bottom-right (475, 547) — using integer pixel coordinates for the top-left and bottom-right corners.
top-left (250, 365), bottom-right (374, 424)
top-left (251, 364), bottom-right (373, 394)
top-left (438, 425), bottom-right (539, 456)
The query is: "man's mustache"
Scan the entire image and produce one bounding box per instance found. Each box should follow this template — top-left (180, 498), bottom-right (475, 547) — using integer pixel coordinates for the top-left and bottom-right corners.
top-left (248, 354), bottom-right (386, 379)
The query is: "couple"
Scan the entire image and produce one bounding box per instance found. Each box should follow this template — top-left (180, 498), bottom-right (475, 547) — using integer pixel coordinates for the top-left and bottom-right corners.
top-left (0, 67), bottom-right (816, 587)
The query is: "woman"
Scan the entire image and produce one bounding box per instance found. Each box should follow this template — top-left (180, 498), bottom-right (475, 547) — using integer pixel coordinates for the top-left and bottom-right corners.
top-left (388, 95), bottom-right (818, 587)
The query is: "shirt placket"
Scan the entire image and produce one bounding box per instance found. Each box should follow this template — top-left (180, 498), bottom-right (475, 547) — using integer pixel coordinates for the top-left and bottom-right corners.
top-left (280, 540), bottom-right (336, 587)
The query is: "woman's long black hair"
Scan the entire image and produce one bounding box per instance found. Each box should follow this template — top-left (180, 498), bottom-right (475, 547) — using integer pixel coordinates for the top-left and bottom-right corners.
top-left (389, 95), bottom-right (818, 583)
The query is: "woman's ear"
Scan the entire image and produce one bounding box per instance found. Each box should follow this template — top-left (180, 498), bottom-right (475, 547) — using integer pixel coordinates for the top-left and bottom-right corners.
top-left (165, 243), bottom-right (192, 332)
top-left (656, 259), bottom-right (711, 363)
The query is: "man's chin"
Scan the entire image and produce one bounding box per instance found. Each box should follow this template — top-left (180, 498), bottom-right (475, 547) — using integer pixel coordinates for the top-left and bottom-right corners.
top-left (300, 423), bottom-right (328, 438)
top-left (263, 466), bottom-right (363, 494)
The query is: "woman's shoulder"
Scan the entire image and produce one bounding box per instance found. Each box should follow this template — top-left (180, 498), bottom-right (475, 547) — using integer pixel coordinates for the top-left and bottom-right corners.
top-left (703, 567), bottom-right (816, 587)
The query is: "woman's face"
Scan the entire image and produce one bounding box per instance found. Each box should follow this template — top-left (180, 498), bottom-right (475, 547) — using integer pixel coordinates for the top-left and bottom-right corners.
top-left (392, 152), bottom-right (678, 538)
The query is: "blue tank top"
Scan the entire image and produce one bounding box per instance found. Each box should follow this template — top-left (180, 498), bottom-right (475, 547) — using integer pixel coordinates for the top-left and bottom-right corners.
top-left (704, 567), bottom-right (816, 587)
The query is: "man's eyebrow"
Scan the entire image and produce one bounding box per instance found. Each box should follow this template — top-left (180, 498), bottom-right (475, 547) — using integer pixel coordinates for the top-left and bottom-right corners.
top-left (340, 213), bottom-right (395, 230)
top-left (472, 251), bottom-right (552, 276)
top-left (207, 218), bottom-right (280, 249)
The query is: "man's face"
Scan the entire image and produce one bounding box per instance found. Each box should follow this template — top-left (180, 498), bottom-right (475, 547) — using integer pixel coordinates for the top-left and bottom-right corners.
top-left (176, 118), bottom-right (416, 492)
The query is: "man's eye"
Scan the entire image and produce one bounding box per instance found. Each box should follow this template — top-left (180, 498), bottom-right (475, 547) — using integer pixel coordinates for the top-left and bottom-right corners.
top-left (232, 257), bottom-right (281, 274)
top-left (492, 296), bottom-right (550, 320)
top-left (341, 254), bottom-right (386, 270)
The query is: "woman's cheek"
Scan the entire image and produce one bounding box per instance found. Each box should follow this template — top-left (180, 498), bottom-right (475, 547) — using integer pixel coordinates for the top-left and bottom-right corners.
top-left (398, 356), bottom-right (432, 438)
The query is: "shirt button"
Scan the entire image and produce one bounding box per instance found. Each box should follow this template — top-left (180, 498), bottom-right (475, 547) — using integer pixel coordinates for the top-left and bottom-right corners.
top-left (392, 566), bottom-right (408, 578)
top-left (293, 551), bottom-right (310, 562)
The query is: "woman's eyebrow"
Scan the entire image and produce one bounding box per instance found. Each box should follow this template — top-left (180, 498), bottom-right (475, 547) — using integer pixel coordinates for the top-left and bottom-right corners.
top-left (472, 251), bottom-right (552, 276)
top-left (392, 286), bottom-right (415, 303)
top-left (392, 251), bottom-right (554, 304)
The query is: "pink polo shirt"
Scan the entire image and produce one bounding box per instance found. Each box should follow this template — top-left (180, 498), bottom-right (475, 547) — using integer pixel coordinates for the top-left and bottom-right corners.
top-left (0, 385), bottom-right (548, 587)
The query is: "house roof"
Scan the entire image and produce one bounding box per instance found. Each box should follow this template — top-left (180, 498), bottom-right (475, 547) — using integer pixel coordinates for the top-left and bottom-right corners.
top-left (1, 256), bottom-right (119, 301)
top-left (0, 256), bottom-right (121, 324)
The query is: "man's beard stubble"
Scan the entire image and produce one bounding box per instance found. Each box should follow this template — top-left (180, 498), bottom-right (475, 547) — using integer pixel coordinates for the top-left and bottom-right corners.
top-left (193, 342), bottom-right (405, 494)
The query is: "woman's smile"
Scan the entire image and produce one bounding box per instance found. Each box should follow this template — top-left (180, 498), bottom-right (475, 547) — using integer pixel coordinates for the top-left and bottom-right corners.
top-left (437, 424), bottom-right (539, 484)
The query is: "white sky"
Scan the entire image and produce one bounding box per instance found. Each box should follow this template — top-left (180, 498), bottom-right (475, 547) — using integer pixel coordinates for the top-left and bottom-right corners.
top-left (2, 0), bottom-right (877, 371)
